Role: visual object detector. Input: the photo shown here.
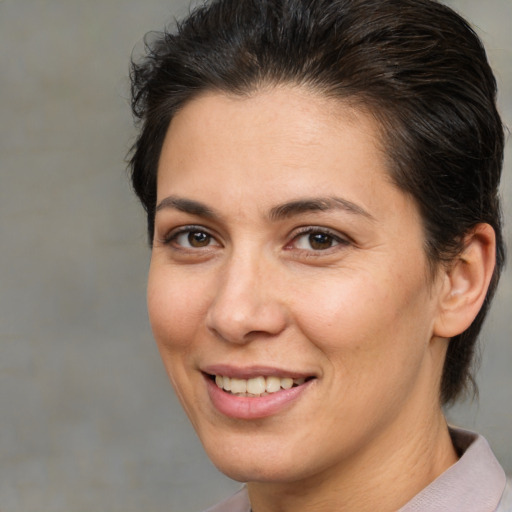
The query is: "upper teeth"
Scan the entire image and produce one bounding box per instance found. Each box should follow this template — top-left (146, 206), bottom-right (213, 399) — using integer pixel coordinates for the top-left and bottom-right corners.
top-left (214, 375), bottom-right (306, 396)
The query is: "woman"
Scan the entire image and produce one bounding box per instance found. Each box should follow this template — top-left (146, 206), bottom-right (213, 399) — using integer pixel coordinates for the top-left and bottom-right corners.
top-left (129, 0), bottom-right (510, 510)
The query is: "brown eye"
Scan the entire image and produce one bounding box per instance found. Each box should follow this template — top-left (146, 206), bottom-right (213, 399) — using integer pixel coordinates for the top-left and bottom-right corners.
top-left (308, 233), bottom-right (334, 250)
top-left (172, 228), bottom-right (219, 248)
top-left (291, 229), bottom-right (349, 252)
top-left (188, 231), bottom-right (211, 247)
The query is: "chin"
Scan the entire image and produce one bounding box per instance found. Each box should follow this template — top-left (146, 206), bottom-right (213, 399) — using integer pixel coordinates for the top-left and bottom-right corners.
top-left (211, 457), bottom-right (302, 484)
top-left (198, 430), bottom-right (293, 482)
top-left (200, 430), bottom-right (319, 484)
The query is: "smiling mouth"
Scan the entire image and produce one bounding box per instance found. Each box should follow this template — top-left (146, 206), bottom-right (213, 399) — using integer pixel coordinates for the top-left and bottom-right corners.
top-left (210, 374), bottom-right (314, 397)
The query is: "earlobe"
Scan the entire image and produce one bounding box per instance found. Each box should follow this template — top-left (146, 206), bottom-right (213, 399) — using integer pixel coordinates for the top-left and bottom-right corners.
top-left (434, 223), bottom-right (496, 338)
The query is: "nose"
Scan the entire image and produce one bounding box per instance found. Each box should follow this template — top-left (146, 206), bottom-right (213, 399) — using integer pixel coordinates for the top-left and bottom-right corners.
top-left (205, 251), bottom-right (288, 344)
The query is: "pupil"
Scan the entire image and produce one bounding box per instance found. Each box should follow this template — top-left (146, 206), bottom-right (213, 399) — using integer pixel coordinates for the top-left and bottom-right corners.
top-left (189, 231), bottom-right (209, 247)
top-left (309, 233), bottom-right (332, 250)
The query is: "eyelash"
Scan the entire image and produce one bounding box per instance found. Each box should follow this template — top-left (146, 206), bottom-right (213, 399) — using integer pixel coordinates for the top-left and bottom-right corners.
top-left (160, 225), bottom-right (219, 249)
top-left (159, 225), bottom-right (351, 253)
top-left (287, 227), bottom-right (351, 252)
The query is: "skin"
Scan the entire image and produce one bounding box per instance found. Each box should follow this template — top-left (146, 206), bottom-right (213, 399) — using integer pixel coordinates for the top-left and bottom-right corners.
top-left (147, 86), bottom-right (491, 512)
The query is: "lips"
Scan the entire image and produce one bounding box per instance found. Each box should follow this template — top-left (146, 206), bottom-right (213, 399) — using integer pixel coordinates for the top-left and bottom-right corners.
top-left (203, 368), bottom-right (316, 419)
top-left (214, 374), bottom-right (308, 396)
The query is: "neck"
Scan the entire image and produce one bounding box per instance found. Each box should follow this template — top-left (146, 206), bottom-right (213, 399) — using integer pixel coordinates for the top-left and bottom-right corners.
top-left (247, 404), bottom-right (458, 512)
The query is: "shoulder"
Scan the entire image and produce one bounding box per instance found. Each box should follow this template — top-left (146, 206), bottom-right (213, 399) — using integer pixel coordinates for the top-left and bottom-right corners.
top-left (496, 479), bottom-right (512, 512)
top-left (202, 486), bottom-right (251, 512)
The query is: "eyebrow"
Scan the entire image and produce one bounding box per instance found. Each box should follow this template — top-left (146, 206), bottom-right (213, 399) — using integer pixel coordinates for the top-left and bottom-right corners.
top-left (268, 197), bottom-right (374, 222)
top-left (155, 195), bottom-right (374, 222)
top-left (155, 196), bottom-right (217, 218)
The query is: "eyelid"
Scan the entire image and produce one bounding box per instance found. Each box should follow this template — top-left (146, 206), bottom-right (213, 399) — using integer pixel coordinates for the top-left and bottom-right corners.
top-left (159, 224), bottom-right (221, 247)
top-left (287, 226), bottom-right (352, 249)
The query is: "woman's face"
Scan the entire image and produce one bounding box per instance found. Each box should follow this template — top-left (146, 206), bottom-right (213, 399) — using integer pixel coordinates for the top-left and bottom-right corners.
top-left (148, 87), bottom-right (448, 483)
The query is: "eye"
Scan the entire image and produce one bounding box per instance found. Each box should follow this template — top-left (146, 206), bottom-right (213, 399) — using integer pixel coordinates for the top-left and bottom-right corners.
top-left (290, 228), bottom-right (349, 251)
top-left (165, 227), bottom-right (220, 249)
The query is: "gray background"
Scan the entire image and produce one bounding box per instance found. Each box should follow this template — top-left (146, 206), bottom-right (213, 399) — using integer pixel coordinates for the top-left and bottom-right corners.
top-left (0, 0), bottom-right (510, 511)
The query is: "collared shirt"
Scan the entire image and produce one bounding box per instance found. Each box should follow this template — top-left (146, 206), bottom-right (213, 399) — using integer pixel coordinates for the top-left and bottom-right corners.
top-left (204, 428), bottom-right (511, 512)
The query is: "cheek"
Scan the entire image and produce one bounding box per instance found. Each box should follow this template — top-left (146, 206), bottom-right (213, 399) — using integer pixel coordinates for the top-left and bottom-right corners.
top-left (147, 264), bottom-right (210, 351)
top-left (146, 265), bottom-right (213, 419)
top-left (290, 271), bottom-right (436, 433)
top-left (291, 265), bottom-right (433, 368)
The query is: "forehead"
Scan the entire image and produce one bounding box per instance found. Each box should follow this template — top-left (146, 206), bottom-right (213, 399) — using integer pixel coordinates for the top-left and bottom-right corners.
top-left (166, 85), bottom-right (379, 147)
top-left (157, 86), bottom-right (394, 202)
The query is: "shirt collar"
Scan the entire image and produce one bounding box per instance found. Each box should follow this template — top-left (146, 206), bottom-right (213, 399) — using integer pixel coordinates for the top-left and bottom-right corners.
top-left (398, 427), bottom-right (506, 512)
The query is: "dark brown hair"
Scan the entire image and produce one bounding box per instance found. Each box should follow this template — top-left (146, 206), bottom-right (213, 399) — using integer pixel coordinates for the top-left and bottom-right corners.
top-left (129, 0), bottom-right (505, 404)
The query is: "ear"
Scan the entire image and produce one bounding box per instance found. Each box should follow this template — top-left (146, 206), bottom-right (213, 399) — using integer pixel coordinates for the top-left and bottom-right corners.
top-left (434, 223), bottom-right (496, 338)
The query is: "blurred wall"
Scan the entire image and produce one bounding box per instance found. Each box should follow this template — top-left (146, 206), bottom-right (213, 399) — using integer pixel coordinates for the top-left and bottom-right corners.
top-left (0, 1), bottom-right (510, 511)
